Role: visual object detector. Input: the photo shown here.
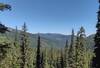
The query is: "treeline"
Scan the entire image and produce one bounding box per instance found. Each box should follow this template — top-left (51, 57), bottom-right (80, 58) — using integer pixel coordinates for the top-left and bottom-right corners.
top-left (0, 2), bottom-right (95, 68)
top-left (0, 23), bottom-right (94, 68)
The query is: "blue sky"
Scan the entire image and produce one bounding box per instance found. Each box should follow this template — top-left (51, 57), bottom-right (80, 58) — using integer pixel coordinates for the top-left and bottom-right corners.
top-left (0, 0), bottom-right (98, 35)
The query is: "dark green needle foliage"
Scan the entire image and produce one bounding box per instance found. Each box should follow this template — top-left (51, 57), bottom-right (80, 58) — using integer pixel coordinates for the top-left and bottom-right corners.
top-left (75, 27), bottom-right (86, 68)
top-left (0, 43), bottom-right (10, 61)
top-left (93, 0), bottom-right (100, 68)
top-left (36, 35), bottom-right (41, 68)
top-left (60, 49), bottom-right (64, 68)
top-left (41, 52), bottom-right (45, 68)
top-left (20, 23), bottom-right (31, 68)
top-left (68, 29), bottom-right (76, 68)
top-left (11, 26), bottom-right (20, 68)
top-left (0, 2), bottom-right (96, 68)
top-left (64, 40), bottom-right (69, 68)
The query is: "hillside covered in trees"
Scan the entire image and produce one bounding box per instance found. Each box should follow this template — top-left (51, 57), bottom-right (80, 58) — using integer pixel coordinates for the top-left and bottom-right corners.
top-left (4, 28), bottom-right (95, 48)
top-left (0, 0), bottom-right (99, 68)
top-left (0, 23), bottom-right (94, 68)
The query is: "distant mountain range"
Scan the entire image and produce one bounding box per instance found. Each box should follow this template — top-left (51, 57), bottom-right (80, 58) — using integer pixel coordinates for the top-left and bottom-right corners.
top-left (3, 28), bottom-right (95, 49)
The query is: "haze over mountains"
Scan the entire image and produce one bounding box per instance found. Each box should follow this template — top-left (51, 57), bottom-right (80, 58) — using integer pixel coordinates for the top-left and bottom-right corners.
top-left (4, 27), bottom-right (94, 49)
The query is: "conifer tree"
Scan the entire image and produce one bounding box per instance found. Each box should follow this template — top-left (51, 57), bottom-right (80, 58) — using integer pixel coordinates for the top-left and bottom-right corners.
top-left (75, 27), bottom-right (86, 68)
top-left (43, 48), bottom-right (49, 68)
top-left (55, 49), bottom-right (61, 68)
top-left (68, 29), bottom-right (76, 68)
top-left (41, 52), bottom-right (45, 68)
top-left (64, 40), bottom-right (69, 68)
top-left (36, 35), bottom-right (41, 68)
top-left (60, 49), bottom-right (64, 68)
top-left (12, 26), bottom-right (20, 68)
top-left (20, 23), bottom-right (30, 68)
top-left (49, 47), bottom-right (55, 68)
top-left (92, 0), bottom-right (100, 67)
top-left (56, 56), bottom-right (60, 68)
top-left (14, 26), bottom-right (19, 47)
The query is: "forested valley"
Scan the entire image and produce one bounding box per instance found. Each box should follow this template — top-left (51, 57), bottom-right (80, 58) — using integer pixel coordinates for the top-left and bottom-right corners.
top-left (0, 1), bottom-right (99, 68)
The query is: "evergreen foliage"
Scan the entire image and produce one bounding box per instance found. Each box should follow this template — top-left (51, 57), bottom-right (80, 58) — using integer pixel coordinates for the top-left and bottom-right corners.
top-left (75, 27), bottom-right (86, 68)
top-left (92, 0), bottom-right (100, 68)
top-left (0, 2), bottom-right (96, 68)
top-left (64, 40), bottom-right (69, 68)
top-left (36, 35), bottom-right (42, 68)
top-left (20, 23), bottom-right (31, 68)
top-left (68, 29), bottom-right (76, 68)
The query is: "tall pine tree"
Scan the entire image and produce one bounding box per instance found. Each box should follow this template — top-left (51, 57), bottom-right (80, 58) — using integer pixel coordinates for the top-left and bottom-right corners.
top-left (49, 47), bottom-right (54, 68)
top-left (64, 40), bottom-right (69, 68)
top-left (60, 49), bottom-right (64, 68)
top-left (41, 52), bottom-right (45, 68)
top-left (75, 27), bottom-right (86, 68)
top-left (93, 0), bottom-right (100, 67)
top-left (36, 35), bottom-right (41, 68)
top-left (20, 23), bottom-right (30, 68)
top-left (12, 26), bottom-right (20, 68)
top-left (68, 29), bottom-right (76, 68)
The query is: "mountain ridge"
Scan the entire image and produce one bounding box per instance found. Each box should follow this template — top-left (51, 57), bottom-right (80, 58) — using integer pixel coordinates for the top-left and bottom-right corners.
top-left (3, 27), bottom-right (94, 48)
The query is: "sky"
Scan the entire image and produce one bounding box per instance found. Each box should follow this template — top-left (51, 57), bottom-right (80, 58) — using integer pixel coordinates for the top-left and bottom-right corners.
top-left (0, 0), bottom-right (99, 35)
